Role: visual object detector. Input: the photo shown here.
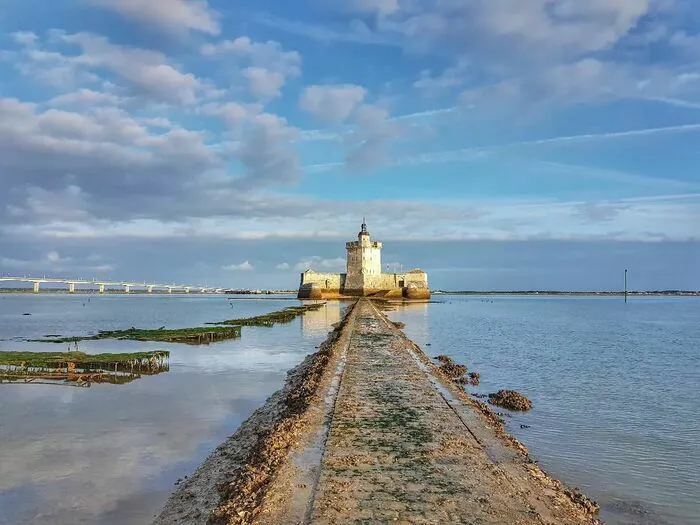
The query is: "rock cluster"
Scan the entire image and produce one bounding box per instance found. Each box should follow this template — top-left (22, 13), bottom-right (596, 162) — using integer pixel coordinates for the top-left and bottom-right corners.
top-left (488, 390), bottom-right (533, 411)
top-left (434, 355), bottom-right (469, 385)
top-left (564, 487), bottom-right (600, 515)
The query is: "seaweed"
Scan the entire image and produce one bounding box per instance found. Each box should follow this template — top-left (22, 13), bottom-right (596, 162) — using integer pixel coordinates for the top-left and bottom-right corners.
top-left (488, 390), bottom-right (533, 411)
top-left (29, 326), bottom-right (242, 345)
top-left (26, 302), bottom-right (325, 345)
top-left (0, 350), bottom-right (169, 386)
top-left (209, 303), bottom-right (326, 327)
top-left (0, 350), bottom-right (168, 367)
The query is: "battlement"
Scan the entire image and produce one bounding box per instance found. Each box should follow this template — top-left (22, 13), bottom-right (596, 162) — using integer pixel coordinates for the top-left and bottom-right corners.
top-left (346, 241), bottom-right (382, 249)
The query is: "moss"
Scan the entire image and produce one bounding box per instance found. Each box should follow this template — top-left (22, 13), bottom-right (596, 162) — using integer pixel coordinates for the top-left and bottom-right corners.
top-left (0, 350), bottom-right (169, 368)
top-left (29, 326), bottom-right (242, 345)
top-left (26, 303), bottom-right (324, 346)
top-left (0, 350), bottom-right (169, 385)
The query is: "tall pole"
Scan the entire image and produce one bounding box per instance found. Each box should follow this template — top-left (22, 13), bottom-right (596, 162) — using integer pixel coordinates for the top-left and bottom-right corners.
top-left (624, 268), bottom-right (628, 304)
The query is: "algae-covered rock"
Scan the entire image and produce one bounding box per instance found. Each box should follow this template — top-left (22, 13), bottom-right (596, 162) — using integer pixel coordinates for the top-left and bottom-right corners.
top-left (564, 487), bottom-right (599, 515)
top-left (434, 355), bottom-right (469, 385)
top-left (488, 390), bottom-right (533, 411)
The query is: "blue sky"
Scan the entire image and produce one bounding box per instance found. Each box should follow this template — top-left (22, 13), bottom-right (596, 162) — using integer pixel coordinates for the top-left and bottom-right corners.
top-left (0, 0), bottom-right (698, 290)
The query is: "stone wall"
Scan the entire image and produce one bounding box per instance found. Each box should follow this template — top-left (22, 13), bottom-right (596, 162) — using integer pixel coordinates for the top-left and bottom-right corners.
top-left (298, 271), bottom-right (346, 299)
top-left (346, 240), bottom-right (382, 276)
top-left (298, 269), bottom-right (429, 299)
top-left (299, 271), bottom-right (344, 289)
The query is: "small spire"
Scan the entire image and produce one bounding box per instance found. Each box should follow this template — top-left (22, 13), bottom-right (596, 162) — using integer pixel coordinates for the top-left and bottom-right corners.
top-left (361, 217), bottom-right (368, 234)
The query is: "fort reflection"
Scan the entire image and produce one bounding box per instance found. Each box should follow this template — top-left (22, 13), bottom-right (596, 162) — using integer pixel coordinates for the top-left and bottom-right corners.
top-left (389, 301), bottom-right (429, 349)
top-left (301, 299), bottom-right (429, 345)
top-left (302, 301), bottom-right (344, 337)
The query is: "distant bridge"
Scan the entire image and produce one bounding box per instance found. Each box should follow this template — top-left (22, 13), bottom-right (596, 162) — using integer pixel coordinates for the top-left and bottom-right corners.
top-left (0, 276), bottom-right (226, 294)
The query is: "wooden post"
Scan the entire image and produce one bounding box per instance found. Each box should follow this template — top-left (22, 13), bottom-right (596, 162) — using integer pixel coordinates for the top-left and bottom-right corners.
top-left (624, 269), bottom-right (628, 304)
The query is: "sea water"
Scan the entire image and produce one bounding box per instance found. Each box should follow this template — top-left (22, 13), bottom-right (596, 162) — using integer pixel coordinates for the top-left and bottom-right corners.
top-left (388, 296), bottom-right (700, 525)
top-left (0, 294), bottom-right (342, 524)
top-left (1, 294), bottom-right (698, 524)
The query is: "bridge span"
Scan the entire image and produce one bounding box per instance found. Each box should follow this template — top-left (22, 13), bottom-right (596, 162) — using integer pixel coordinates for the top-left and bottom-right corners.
top-left (0, 276), bottom-right (226, 294)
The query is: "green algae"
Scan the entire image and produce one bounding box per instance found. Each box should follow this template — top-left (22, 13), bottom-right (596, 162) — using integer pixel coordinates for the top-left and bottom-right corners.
top-left (0, 350), bottom-right (170, 386)
top-left (29, 326), bottom-right (242, 345)
top-left (25, 303), bottom-right (325, 345)
top-left (0, 350), bottom-right (169, 368)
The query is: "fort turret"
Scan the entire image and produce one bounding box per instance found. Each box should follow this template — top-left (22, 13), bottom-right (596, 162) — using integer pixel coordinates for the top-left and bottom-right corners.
top-left (344, 219), bottom-right (383, 293)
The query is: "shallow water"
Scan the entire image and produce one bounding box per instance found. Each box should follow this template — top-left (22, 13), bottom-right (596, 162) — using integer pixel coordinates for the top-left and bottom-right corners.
top-left (388, 296), bottom-right (700, 525)
top-left (2, 295), bottom-right (698, 525)
top-left (0, 294), bottom-right (342, 524)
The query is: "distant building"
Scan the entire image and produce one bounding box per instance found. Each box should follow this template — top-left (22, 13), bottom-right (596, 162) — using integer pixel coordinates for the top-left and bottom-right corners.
top-left (298, 220), bottom-right (430, 300)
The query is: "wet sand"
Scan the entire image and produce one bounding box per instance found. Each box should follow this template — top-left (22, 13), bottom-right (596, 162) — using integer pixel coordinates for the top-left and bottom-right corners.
top-left (156, 298), bottom-right (600, 524)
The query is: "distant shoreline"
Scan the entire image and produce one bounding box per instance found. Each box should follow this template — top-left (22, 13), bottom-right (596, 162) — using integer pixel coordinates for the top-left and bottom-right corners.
top-left (436, 290), bottom-right (700, 296)
top-left (0, 288), bottom-right (297, 295)
top-left (0, 288), bottom-right (697, 297)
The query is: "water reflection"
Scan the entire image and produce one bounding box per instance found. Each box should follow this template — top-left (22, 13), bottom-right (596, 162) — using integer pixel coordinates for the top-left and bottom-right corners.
top-left (0, 351), bottom-right (170, 387)
top-left (0, 295), bottom-right (334, 525)
top-left (302, 301), bottom-right (342, 336)
top-left (390, 301), bottom-right (429, 347)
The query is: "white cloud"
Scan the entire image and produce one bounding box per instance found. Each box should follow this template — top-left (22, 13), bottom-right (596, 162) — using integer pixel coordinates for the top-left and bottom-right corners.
top-left (0, 96), bottom-right (229, 228)
top-left (670, 31), bottom-right (700, 58)
top-left (243, 67), bottom-right (285, 99)
top-left (201, 37), bottom-right (301, 75)
top-left (223, 261), bottom-right (254, 271)
top-left (46, 251), bottom-right (61, 262)
top-left (0, 257), bottom-right (28, 269)
top-left (294, 256), bottom-right (346, 271)
top-left (13, 32), bottom-right (211, 106)
top-left (251, 12), bottom-right (400, 46)
top-left (11, 31), bottom-right (39, 46)
top-left (48, 89), bottom-right (124, 107)
top-left (460, 58), bottom-right (695, 112)
top-left (377, 0), bottom-right (660, 57)
top-left (275, 262), bottom-right (290, 270)
top-left (648, 97), bottom-right (700, 110)
top-left (200, 101), bottom-right (263, 127)
top-left (87, 264), bottom-right (117, 272)
top-left (346, 0), bottom-right (399, 15)
top-left (299, 84), bottom-right (367, 123)
top-left (87, 0), bottom-right (220, 35)
top-left (201, 36), bottom-right (301, 99)
top-left (414, 59), bottom-right (469, 94)
top-left (232, 112), bottom-right (301, 187)
top-left (345, 104), bottom-right (405, 170)
top-left (2, 193), bottom-right (699, 244)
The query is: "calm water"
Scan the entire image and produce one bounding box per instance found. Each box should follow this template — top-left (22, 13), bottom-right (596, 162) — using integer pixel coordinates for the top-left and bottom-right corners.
top-left (388, 296), bottom-right (700, 525)
top-left (0, 294), bottom-right (343, 524)
top-left (1, 295), bottom-right (698, 525)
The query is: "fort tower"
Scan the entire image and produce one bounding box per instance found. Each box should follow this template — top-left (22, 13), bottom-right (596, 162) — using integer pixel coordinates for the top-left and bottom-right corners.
top-left (297, 220), bottom-right (429, 300)
top-left (344, 219), bottom-right (382, 293)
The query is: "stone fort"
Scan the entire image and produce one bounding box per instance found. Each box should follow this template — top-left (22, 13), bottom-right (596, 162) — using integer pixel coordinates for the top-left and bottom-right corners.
top-left (297, 220), bottom-right (430, 300)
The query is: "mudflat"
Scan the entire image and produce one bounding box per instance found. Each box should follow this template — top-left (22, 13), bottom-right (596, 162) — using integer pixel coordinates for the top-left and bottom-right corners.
top-left (156, 299), bottom-right (599, 525)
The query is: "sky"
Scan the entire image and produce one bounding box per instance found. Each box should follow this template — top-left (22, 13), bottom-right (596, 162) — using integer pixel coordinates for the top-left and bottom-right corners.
top-left (0, 0), bottom-right (698, 291)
